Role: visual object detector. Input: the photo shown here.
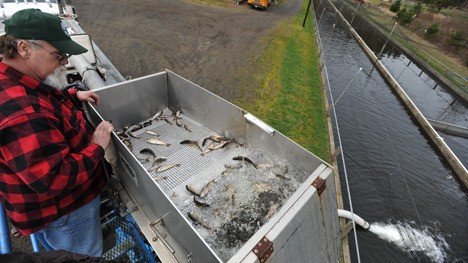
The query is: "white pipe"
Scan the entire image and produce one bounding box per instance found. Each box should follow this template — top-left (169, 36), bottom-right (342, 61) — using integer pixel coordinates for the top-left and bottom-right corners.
top-left (338, 209), bottom-right (370, 230)
top-left (69, 55), bottom-right (106, 90)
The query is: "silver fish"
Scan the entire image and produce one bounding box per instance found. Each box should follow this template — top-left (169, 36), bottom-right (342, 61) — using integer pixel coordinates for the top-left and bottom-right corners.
top-left (163, 118), bottom-right (173, 125)
top-left (183, 124), bottom-right (192, 132)
top-left (266, 203), bottom-right (280, 219)
top-left (145, 130), bottom-right (159, 136)
top-left (148, 157), bottom-right (168, 170)
top-left (147, 138), bottom-right (171, 147)
top-left (123, 140), bottom-right (132, 151)
top-left (233, 156), bottom-right (258, 169)
top-left (140, 148), bottom-right (156, 157)
top-left (115, 130), bottom-right (125, 136)
top-left (211, 141), bottom-right (231, 150)
top-left (152, 175), bottom-right (167, 181)
top-left (193, 196), bottom-right (210, 207)
top-left (128, 131), bottom-right (140, 139)
top-left (188, 211), bottom-right (211, 229)
top-left (153, 163), bottom-right (180, 173)
top-left (151, 156), bottom-right (167, 165)
top-left (186, 184), bottom-right (201, 196)
top-left (151, 110), bottom-right (163, 121)
top-left (199, 179), bottom-right (216, 198)
top-left (180, 140), bottom-right (202, 152)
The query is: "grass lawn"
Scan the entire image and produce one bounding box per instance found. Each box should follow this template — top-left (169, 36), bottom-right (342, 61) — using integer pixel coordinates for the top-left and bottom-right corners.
top-left (234, 1), bottom-right (330, 161)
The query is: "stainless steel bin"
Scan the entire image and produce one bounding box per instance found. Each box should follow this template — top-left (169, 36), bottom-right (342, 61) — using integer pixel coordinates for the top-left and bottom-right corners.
top-left (85, 70), bottom-right (340, 263)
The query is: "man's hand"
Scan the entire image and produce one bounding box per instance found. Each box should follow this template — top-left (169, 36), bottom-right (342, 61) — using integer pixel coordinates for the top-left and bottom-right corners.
top-left (91, 121), bottom-right (114, 149)
top-left (77, 90), bottom-right (100, 105)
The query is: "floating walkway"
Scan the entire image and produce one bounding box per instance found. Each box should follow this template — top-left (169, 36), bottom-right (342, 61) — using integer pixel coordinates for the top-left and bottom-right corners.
top-left (427, 119), bottom-right (468, 139)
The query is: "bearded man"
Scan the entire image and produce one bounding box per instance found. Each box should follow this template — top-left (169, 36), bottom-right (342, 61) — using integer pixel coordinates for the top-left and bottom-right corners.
top-left (0, 9), bottom-right (113, 256)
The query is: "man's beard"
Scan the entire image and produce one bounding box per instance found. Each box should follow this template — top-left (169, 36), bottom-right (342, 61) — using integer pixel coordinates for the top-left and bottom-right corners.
top-left (43, 66), bottom-right (68, 90)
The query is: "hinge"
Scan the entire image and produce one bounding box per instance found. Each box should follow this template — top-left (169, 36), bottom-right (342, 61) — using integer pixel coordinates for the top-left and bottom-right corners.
top-left (252, 237), bottom-right (274, 263)
top-left (312, 177), bottom-right (326, 196)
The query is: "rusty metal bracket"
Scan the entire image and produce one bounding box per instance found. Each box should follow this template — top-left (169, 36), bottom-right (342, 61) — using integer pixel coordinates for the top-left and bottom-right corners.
top-left (252, 237), bottom-right (274, 262)
top-left (312, 176), bottom-right (326, 196)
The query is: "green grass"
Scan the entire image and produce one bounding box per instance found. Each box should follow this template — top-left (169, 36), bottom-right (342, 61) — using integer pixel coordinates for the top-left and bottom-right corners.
top-left (359, 2), bottom-right (468, 91)
top-left (438, 8), bottom-right (468, 20)
top-left (234, 1), bottom-right (330, 161)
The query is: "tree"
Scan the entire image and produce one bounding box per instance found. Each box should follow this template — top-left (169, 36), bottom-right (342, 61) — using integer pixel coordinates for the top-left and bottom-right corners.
top-left (390, 0), bottom-right (401, 12)
top-left (413, 1), bottom-right (423, 14)
top-left (450, 31), bottom-right (465, 47)
top-left (424, 23), bottom-right (440, 38)
top-left (396, 8), bottom-right (415, 25)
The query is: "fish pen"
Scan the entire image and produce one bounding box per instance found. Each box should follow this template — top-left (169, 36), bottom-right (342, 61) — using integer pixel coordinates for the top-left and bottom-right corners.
top-left (85, 70), bottom-right (340, 262)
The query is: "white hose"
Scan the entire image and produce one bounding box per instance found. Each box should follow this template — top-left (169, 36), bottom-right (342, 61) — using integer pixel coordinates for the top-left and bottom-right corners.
top-left (338, 209), bottom-right (370, 230)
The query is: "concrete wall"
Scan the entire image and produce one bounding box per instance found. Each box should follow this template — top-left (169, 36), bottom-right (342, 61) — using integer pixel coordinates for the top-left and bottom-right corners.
top-left (325, 0), bottom-right (468, 187)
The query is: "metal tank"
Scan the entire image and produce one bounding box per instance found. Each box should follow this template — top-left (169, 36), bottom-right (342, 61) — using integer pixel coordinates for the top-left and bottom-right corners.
top-left (85, 70), bottom-right (340, 263)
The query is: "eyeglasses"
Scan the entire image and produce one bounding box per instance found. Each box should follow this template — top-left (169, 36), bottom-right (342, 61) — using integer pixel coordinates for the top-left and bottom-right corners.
top-left (29, 41), bottom-right (71, 61)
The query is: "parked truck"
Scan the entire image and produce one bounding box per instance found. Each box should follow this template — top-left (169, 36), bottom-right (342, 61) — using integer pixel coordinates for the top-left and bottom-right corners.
top-left (248, 0), bottom-right (272, 9)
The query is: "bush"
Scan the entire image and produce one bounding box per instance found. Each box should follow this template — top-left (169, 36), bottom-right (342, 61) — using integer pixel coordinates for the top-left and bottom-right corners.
top-left (424, 23), bottom-right (439, 38)
top-left (390, 0), bottom-right (401, 12)
top-left (450, 31), bottom-right (465, 47)
top-left (397, 8), bottom-right (415, 25)
top-left (413, 1), bottom-right (423, 14)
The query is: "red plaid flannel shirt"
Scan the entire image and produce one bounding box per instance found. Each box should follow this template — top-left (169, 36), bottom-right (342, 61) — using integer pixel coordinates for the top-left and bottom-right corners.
top-left (0, 62), bottom-right (106, 235)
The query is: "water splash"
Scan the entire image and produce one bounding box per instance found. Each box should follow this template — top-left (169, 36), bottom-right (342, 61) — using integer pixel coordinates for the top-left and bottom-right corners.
top-left (369, 221), bottom-right (449, 263)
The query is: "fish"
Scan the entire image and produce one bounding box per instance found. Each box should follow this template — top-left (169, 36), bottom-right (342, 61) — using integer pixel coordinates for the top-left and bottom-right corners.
top-left (254, 183), bottom-right (273, 192)
top-left (152, 163), bottom-right (180, 173)
top-left (163, 118), bottom-right (173, 125)
top-left (151, 110), bottom-right (163, 121)
top-left (152, 175), bottom-right (167, 181)
top-left (123, 140), bottom-right (132, 151)
top-left (172, 110), bottom-right (181, 120)
top-left (193, 196), bottom-right (210, 207)
top-left (148, 157), bottom-right (168, 171)
top-left (225, 184), bottom-right (236, 205)
top-left (141, 120), bottom-right (152, 127)
top-left (180, 140), bottom-right (202, 152)
top-left (199, 179), bottom-right (216, 198)
top-left (273, 165), bottom-right (290, 180)
top-left (115, 130), bottom-right (125, 136)
top-left (150, 156), bottom-right (167, 165)
top-left (210, 141), bottom-right (232, 150)
top-left (201, 135), bottom-right (233, 146)
top-left (188, 211), bottom-right (211, 229)
top-left (127, 131), bottom-right (140, 139)
top-left (137, 157), bottom-right (150, 163)
top-left (125, 124), bottom-right (142, 133)
top-left (183, 124), bottom-right (192, 132)
top-left (200, 141), bottom-right (216, 156)
top-left (186, 184), bottom-right (201, 196)
top-left (147, 138), bottom-right (171, 147)
top-left (233, 156), bottom-right (258, 169)
top-left (266, 203), bottom-right (281, 219)
top-left (200, 141), bottom-right (230, 156)
top-left (145, 130), bottom-right (159, 136)
top-left (140, 148), bottom-right (156, 158)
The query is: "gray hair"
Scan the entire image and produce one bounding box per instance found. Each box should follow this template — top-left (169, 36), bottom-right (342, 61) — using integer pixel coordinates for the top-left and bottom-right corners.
top-left (0, 35), bottom-right (43, 60)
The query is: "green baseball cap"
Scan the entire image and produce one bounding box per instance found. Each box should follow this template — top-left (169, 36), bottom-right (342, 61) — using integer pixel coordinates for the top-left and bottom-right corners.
top-left (4, 8), bottom-right (87, 55)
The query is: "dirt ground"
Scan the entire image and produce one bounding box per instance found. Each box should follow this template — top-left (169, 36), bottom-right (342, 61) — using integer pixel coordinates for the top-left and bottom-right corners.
top-left (73, 0), bottom-right (302, 101)
top-left (9, 0), bottom-right (304, 253)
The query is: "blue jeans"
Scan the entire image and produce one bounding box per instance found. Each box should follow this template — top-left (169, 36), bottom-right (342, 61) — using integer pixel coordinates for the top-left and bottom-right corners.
top-left (34, 196), bottom-right (103, 256)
